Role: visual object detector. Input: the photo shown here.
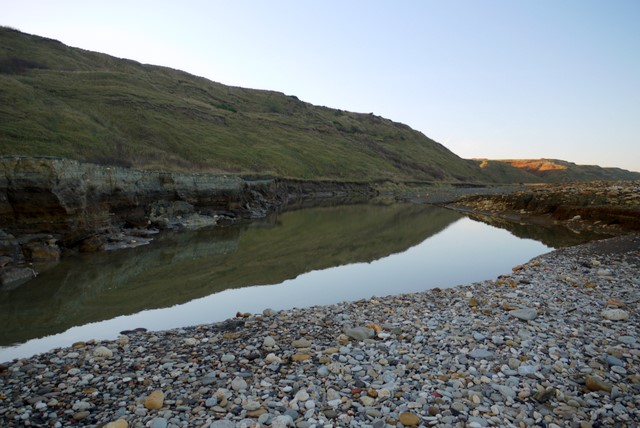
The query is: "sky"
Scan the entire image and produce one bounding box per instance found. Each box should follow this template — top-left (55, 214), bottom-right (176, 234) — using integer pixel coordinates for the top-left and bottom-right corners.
top-left (3, 0), bottom-right (640, 171)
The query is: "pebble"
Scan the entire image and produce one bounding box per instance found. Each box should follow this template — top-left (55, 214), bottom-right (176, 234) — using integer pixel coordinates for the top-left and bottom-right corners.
top-left (291, 338), bottom-right (312, 348)
top-left (104, 420), bottom-right (129, 428)
top-left (509, 307), bottom-right (538, 321)
top-left (150, 417), bottom-right (168, 428)
top-left (143, 390), bottom-right (164, 410)
top-left (231, 376), bottom-right (248, 391)
top-left (469, 348), bottom-right (495, 359)
top-left (93, 345), bottom-right (113, 358)
top-left (221, 353), bottom-right (235, 362)
top-left (345, 326), bottom-right (375, 341)
top-left (398, 412), bottom-right (421, 426)
top-left (1, 235), bottom-right (639, 427)
top-left (618, 335), bottom-right (637, 345)
top-left (602, 309), bottom-right (630, 321)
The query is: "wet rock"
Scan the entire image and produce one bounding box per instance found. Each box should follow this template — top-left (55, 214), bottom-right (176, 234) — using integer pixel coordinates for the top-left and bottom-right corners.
top-left (0, 266), bottom-right (36, 287)
top-left (22, 241), bottom-right (60, 262)
top-left (79, 235), bottom-right (106, 253)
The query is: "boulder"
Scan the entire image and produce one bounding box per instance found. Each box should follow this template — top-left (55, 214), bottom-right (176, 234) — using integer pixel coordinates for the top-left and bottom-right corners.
top-left (22, 241), bottom-right (60, 262)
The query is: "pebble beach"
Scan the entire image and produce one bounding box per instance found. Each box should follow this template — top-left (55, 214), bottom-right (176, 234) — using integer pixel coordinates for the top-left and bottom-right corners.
top-left (1, 235), bottom-right (638, 428)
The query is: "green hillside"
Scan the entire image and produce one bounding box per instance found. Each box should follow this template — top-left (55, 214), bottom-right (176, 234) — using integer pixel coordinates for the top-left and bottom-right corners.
top-left (2, 28), bottom-right (638, 184)
top-left (0, 27), bottom-right (488, 182)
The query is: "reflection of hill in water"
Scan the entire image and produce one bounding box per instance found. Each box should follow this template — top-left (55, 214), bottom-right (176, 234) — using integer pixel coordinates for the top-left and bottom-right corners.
top-left (0, 204), bottom-right (461, 345)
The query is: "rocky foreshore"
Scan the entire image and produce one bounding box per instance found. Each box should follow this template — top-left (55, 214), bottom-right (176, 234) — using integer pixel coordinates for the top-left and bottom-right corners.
top-left (1, 235), bottom-right (638, 427)
top-left (448, 181), bottom-right (640, 235)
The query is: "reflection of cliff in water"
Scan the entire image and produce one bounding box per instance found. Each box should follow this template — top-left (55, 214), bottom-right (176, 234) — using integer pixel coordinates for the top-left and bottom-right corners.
top-left (0, 204), bottom-right (461, 345)
top-left (464, 213), bottom-right (612, 248)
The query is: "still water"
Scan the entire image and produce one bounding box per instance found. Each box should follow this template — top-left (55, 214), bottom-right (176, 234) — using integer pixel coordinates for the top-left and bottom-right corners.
top-left (1, 203), bottom-right (591, 362)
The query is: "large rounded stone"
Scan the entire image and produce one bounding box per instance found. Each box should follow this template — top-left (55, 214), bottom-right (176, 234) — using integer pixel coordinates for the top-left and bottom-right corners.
top-left (144, 390), bottom-right (165, 410)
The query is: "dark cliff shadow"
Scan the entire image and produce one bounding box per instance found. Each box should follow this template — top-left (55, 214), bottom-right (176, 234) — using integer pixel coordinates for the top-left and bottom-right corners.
top-left (0, 204), bottom-right (461, 345)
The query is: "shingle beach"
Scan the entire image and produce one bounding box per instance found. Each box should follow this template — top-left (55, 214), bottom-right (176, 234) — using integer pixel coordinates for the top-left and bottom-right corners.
top-left (1, 235), bottom-right (638, 428)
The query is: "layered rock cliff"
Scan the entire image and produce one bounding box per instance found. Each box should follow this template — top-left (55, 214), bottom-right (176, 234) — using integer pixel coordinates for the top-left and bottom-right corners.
top-left (0, 156), bottom-right (376, 287)
top-left (0, 156), bottom-right (247, 235)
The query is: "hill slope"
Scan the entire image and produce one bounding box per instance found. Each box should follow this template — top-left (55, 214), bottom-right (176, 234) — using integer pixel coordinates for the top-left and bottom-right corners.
top-left (0, 27), bottom-right (488, 182)
top-left (2, 28), bottom-right (638, 184)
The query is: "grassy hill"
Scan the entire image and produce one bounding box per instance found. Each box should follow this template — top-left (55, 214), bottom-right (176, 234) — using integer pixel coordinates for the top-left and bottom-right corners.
top-left (0, 27), bottom-right (488, 182)
top-left (1, 27), bottom-right (638, 184)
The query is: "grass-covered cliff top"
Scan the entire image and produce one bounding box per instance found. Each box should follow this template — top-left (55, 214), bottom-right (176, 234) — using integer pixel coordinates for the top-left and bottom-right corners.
top-left (2, 27), bottom-right (638, 183)
top-left (0, 27), bottom-right (489, 182)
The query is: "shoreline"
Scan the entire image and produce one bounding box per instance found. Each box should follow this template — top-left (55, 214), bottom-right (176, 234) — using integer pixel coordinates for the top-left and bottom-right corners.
top-left (1, 234), bottom-right (638, 427)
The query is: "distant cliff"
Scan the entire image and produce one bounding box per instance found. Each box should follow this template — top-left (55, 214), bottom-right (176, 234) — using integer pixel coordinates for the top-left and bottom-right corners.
top-left (476, 159), bottom-right (640, 183)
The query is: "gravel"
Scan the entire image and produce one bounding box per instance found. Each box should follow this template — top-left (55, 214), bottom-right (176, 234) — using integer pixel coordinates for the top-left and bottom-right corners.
top-left (0, 235), bottom-right (638, 427)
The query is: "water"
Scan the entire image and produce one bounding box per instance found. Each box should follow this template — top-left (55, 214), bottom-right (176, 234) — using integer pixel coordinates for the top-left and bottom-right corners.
top-left (1, 203), bottom-right (591, 362)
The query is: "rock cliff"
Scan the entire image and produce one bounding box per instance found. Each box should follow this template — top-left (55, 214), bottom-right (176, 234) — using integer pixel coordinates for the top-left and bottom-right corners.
top-left (0, 156), bottom-right (376, 287)
top-left (0, 156), bottom-right (247, 235)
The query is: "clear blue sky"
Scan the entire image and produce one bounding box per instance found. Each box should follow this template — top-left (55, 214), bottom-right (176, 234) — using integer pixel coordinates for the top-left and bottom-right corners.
top-left (4, 0), bottom-right (639, 171)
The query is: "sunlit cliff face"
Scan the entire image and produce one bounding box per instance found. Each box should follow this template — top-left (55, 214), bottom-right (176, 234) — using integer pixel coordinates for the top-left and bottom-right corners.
top-left (502, 159), bottom-right (568, 174)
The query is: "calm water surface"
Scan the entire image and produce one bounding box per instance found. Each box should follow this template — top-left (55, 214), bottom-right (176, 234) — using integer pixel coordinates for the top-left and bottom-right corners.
top-left (1, 203), bottom-right (591, 362)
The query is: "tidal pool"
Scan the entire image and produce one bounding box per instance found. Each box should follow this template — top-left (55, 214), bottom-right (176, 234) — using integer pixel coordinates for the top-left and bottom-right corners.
top-left (0, 203), bottom-right (596, 362)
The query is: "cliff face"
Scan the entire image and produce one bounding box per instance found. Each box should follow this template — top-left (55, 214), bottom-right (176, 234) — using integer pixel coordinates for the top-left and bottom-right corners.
top-left (0, 157), bottom-right (378, 287)
top-left (0, 156), bottom-right (247, 236)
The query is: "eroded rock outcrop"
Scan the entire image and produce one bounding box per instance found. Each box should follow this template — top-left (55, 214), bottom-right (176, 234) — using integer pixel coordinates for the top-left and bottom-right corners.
top-left (0, 156), bottom-right (247, 235)
top-left (0, 157), bottom-right (252, 286)
top-left (0, 156), bottom-right (377, 287)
